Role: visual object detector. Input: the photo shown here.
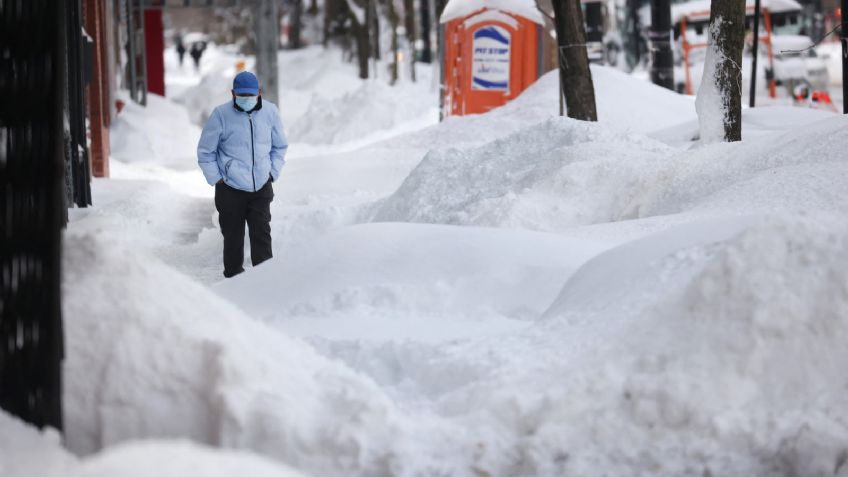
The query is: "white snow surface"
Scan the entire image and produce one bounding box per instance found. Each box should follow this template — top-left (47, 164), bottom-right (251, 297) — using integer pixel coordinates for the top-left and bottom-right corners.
top-left (16, 45), bottom-right (846, 476)
top-left (111, 92), bottom-right (201, 171)
top-left (0, 411), bottom-right (305, 477)
top-left (440, 0), bottom-right (545, 24)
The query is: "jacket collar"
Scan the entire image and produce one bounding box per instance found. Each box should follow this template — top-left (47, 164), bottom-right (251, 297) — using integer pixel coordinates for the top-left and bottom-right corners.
top-left (232, 95), bottom-right (263, 113)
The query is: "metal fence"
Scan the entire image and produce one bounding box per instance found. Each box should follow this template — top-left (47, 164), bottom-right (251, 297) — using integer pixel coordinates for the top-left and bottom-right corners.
top-left (0, 0), bottom-right (90, 431)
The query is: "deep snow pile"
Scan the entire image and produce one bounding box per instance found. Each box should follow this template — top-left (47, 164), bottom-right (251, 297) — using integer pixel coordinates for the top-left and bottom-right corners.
top-left (168, 44), bottom-right (438, 147)
top-left (110, 93), bottom-right (201, 170)
top-left (214, 222), bottom-right (609, 326)
top-left (372, 111), bottom-right (848, 231)
top-left (215, 85), bottom-right (848, 474)
top-left (390, 67), bottom-right (699, 154)
top-left (528, 215), bottom-right (848, 476)
top-left (47, 44), bottom-right (848, 477)
top-left (61, 232), bottom-right (454, 475)
top-left (59, 215), bottom-right (848, 476)
top-left (287, 76), bottom-right (438, 146)
top-left (0, 411), bottom-right (305, 477)
top-left (371, 117), bottom-right (672, 231)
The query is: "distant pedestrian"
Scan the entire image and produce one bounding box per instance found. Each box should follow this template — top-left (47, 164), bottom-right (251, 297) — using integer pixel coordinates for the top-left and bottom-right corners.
top-left (197, 71), bottom-right (288, 278)
top-left (175, 33), bottom-right (186, 67)
top-left (189, 41), bottom-right (206, 72)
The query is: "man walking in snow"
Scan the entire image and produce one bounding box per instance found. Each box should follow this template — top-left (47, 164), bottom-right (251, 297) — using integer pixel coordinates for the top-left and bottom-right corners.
top-left (197, 71), bottom-right (288, 278)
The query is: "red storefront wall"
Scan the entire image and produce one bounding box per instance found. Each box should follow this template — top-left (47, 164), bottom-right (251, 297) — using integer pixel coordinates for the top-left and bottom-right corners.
top-left (145, 9), bottom-right (166, 97)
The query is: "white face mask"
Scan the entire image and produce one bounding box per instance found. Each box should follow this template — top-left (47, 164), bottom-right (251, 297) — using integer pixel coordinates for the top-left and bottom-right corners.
top-left (235, 95), bottom-right (258, 111)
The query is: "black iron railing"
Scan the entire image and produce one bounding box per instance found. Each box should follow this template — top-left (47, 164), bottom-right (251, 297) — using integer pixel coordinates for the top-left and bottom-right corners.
top-left (0, 0), bottom-right (90, 431)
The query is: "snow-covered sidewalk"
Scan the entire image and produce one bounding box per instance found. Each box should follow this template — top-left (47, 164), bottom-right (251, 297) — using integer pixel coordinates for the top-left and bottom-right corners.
top-left (12, 45), bottom-right (848, 477)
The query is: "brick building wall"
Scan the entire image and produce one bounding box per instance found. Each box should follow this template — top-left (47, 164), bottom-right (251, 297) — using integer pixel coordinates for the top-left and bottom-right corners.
top-left (83, 0), bottom-right (111, 178)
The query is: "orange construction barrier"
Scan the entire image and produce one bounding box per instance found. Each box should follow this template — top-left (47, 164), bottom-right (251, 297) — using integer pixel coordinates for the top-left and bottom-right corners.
top-left (680, 7), bottom-right (776, 98)
top-left (810, 90), bottom-right (838, 111)
top-left (442, 8), bottom-right (543, 116)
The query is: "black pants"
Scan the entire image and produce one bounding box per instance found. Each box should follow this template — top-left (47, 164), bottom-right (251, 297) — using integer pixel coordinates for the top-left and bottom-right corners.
top-left (215, 180), bottom-right (273, 278)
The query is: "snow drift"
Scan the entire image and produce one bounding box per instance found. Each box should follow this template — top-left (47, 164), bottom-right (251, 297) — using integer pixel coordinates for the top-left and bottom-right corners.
top-left (372, 112), bottom-right (848, 232)
top-left (48, 43), bottom-right (848, 477)
top-left (61, 233), bottom-right (443, 476)
top-left (370, 117), bottom-right (672, 231)
top-left (523, 215), bottom-right (848, 476)
top-left (0, 411), bottom-right (305, 477)
top-left (214, 222), bottom-right (609, 325)
top-left (110, 93), bottom-right (201, 171)
top-left (287, 75), bottom-right (438, 146)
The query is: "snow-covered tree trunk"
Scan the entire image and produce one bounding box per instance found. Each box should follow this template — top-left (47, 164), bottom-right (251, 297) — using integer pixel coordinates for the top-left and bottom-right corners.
top-left (552, 0), bottom-right (598, 121)
top-left (695, 0), bottom-right (745, 142)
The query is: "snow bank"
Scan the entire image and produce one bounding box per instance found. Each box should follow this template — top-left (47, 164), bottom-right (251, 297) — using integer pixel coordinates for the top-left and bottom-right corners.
top-left (371, 117), bottom-right (671, 231)
top-left (529, 214), bottom-right (848, 476)
top-left (637, 114), bottom-right (848, 217)
top-left (169, 45), bottom-right (436, 145)
top-left (111, 93), bottom-right (202, 170)
top-left (0, 411), bottom-right (305, 477)
top-left (173, 72), bottom-right (234, 126)
top-left (61, 232), bottom-right (444, 475)
top-left (651, 104), bottom-right (835, 144)
top-left (591, 65), bottom-right (698, 133)
top-left (389, 66), bottom-right (697, 155)
top-left (74, 441), bottom-right (306, 477)
top-left (0, 412), bottom-right (74, 477)
top-left (372, 104), bottom-right (848, 232)
top-left (214, 222), bottom-right (610, 330)
top-left (287, 67), bottom-right (438, 146)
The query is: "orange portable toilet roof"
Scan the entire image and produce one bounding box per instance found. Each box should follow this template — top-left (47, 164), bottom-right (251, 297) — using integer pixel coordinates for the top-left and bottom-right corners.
top-left (439, 0), bottom-right (545, 25)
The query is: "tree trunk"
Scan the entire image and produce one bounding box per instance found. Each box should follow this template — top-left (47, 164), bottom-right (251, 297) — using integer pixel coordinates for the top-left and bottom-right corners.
top-left (289, 0), bottom-right (304, 49)
top-left (552, 0), bottom-right (598, 121)
top-left (403, 0), bottom-right (416, 81)
top-left (368, 0), bottom-right (381, 59)
top-left (387, 0), bottom-right (399, 84)
top-left (353, 20), bottom-right (371, 78)
top-left (695, 0), bottom-right (744, 142)
top-left (323, 0), bottom-right (333, 46)
top-left (419, 0), bottom-right (432, 63)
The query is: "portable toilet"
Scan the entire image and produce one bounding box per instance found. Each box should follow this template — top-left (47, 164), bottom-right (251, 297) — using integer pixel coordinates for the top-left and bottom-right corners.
top-left (439, 0), bottom-right (546, 117)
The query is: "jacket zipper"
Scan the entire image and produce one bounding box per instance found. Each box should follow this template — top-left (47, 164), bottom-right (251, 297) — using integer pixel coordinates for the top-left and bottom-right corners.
top-left (248, 112), bottom-right (256, 192)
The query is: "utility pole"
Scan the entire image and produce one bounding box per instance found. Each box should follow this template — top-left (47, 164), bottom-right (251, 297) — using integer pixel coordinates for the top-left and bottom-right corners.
top-left (649, 0), bottom-right (674, 89)
top-left (750, 0), bottom-right (761, 107)
top-left (420, 0), bottom-right (432, 63)
top-left (254, 0), bottom-right (279, 105)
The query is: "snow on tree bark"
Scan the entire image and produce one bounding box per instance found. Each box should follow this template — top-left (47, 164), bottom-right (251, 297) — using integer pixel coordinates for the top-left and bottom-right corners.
top-left (695, 0), bottom-right (745, 143)
top-left (552, 0), bottom-right (598, 121)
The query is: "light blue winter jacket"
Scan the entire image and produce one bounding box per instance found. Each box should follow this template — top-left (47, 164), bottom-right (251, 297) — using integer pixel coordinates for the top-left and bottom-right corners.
top-left (197, 98), bottom-right (288, 192)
